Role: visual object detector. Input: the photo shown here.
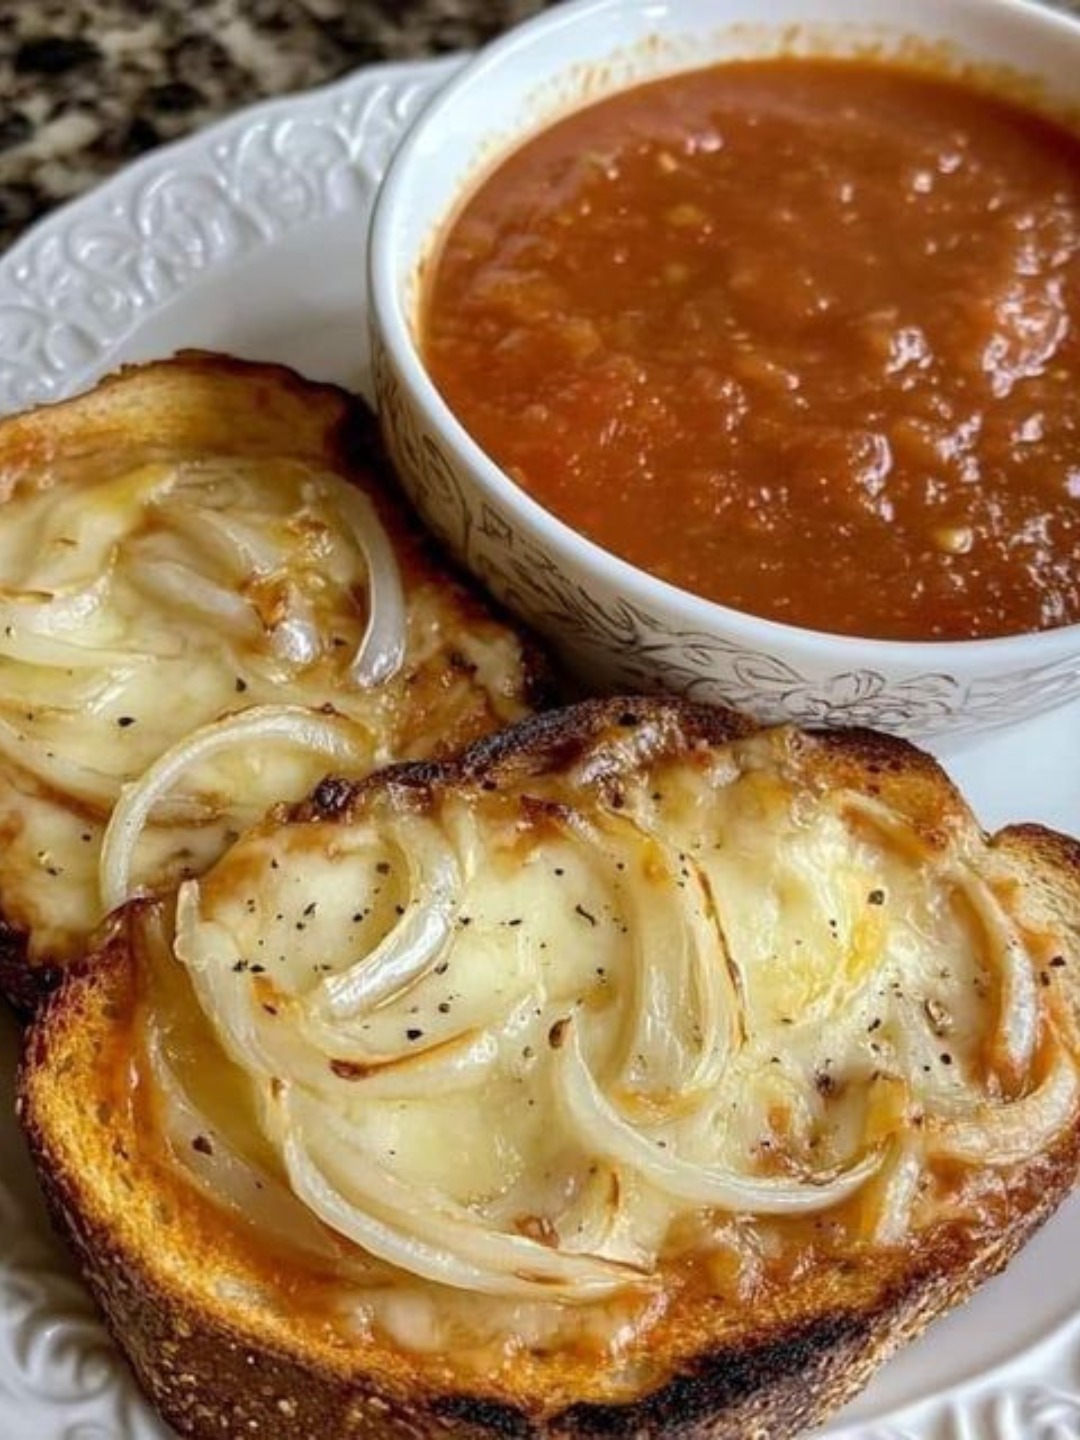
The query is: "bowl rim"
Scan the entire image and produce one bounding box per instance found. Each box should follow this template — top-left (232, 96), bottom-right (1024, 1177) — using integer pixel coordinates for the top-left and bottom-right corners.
top-left (369, 0), bottom-right (1080, 666)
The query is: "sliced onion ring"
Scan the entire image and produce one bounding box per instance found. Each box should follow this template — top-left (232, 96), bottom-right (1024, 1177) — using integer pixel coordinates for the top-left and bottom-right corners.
top-left (0, 658), bottom-right (138, 717)
top-left (612, 821), bottom-right (737, 1100)
top-left (306, 477), bottom-right (406, 688)
top-left (174, 883), bottom-right (497, 1102)
top-left (173, 884), bottom-right (280, 1079)
top-left (928, 1043), bottom-right (1079, 1166)
top-left (278, 1090), bottom-right (649, 1300)
top-left (313, 819), bottom-right (460, 1021)
top-left (0, 571), bottom-right (111, 639)
top-left (100, 705), bottom-right (372, 913)
top-left (556, 1019), bottom-right (880, 1216)
top-left (143, 1015), bottom-right (357, 1264)
top-left (0, 712), bottom-right (122, 814)
top-left (127, 554), bottom-right (263, 643)
top-left (951, 868), bottom-right (1039, 1091)
top-left (0, 631), bottom-right (136, 670)
top-left (864, 1136), bottom-right (923, 1246)
top-left (162, 502), bottom-right (284, 578)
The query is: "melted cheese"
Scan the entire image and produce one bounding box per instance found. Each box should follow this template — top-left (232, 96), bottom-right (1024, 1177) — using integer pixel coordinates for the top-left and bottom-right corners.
top-left (153, 725), bottom-right (1077, 1358)
top-left (0, 454), bottom-right (527, 959)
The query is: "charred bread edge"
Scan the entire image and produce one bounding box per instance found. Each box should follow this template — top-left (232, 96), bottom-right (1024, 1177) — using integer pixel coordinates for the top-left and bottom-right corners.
top-left (0, 350), bottom-right (553, 1015)
top-left (18, 927), bottom-right (1080, 1440)
top-left (293, 697), bottom-right (947, 829)
top-left (18, 695), bottom-right (1080, 1437)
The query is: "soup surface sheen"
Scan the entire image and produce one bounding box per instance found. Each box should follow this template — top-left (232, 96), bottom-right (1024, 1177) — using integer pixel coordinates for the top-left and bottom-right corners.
top-left (425, 59), bottom-right (1080, 641)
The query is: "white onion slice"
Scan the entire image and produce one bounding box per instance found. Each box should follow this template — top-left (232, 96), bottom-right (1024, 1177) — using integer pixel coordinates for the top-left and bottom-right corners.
top-left (0, 623), bottom-right (147, 669)
top-left (0, 572), bottom-right (111, 640)
top-left (929, 1043), bottom-right (1079, 1165)
top-left (314, 821), bottom-right (460, 1021)
top-left (307, 478), bottom-right (406, 688)
top-left (0, 712), bottom-right (122, 813)
top-left (314, 1029), bottom-right (500, 1100)
top-left (550, 1163), bottom-right (646, 1267)
top-left (143, 1016), bottom-right (356, 1264)
top-left (100, 705), bottom-right (370, 913)
top-left (174, 885), bottom-right (281, 1079)
top-left (0, 658), bottom-right (139, 717)
top-left (176, 883), bottom-right (497, 1102)
top-left (621, 844), bottom-right (736, 1100)
top-left (953, 869), bottom-right (1039, 1089)
top-left (127, 555), bottom-right (262, 643)
top-left (566, 812), bottom-right (738, 1105)
top-left (268, 587), bottom-right (321, 668)
top-left (163, 503), bottom-right (284, 578)
top-left (280, 1093), bottom-right (647, 1300)
top-left (557, 1020), bottom-right (880, 1215)
top-left (866, 1137), bottom-right (923, 1245)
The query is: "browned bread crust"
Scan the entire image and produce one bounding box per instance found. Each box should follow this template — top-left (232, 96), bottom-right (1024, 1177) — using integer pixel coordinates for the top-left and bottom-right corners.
top-left (0, 352), bottom-right (548, 1013)
top-left (18, 697), bottom-right (1080, 1439)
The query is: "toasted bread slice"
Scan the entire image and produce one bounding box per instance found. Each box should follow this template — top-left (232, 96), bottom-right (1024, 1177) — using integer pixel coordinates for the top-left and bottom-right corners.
top-left (18, 698), bottom-right (1080, 1439)
top-left (0, 353), bottom-right (543, 1011)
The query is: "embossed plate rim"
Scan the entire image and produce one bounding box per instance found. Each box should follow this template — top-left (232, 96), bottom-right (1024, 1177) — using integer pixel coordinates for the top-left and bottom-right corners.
top-left (0, 47), bottom-right (1078, 1440)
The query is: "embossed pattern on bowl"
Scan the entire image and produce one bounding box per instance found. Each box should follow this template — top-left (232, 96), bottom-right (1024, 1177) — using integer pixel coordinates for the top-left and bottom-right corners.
top-left (369, 0), bottom-right (1080, 740)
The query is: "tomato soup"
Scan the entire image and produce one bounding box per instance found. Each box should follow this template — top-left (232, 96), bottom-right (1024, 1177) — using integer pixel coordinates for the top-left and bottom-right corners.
top-left (423, 59), bottom-right (1080, 641)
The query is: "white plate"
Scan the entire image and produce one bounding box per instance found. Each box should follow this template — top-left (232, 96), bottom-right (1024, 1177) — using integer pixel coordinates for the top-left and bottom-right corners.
top-left (0, 53), bottom-right (1079, 1440)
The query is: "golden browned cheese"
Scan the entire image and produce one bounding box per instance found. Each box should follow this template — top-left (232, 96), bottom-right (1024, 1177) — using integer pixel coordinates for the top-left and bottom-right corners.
top-left (0, 354), bottom-right (542, 1008)
top-left (20, 700), bottom-right (1080, 1440)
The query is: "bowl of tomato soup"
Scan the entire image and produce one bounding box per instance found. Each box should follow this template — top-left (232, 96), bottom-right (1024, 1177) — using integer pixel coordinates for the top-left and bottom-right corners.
top-left (369, 0), bottom-right (1080, 738)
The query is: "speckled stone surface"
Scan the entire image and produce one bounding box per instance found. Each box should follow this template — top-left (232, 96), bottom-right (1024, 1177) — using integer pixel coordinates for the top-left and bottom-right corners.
top-left (2, 0), bottom-right (1080, 255)
top-left (0, 0), bottom-right (557, 252)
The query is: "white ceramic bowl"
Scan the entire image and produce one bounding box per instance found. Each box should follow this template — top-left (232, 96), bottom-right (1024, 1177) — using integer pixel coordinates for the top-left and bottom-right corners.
top-left (369, 0), bottom-right (1080, 740)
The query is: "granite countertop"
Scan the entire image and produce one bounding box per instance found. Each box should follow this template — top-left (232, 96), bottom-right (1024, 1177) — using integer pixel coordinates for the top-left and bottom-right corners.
top-left (0, 0), bottom-right (555, 253)
top-left (4, 0), bottom-right (1080, 256)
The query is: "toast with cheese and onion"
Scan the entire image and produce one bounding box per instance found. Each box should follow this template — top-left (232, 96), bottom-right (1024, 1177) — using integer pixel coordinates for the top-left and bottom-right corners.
top-left (0, 352), bottom-right (541, 1011)
top-left (18, 698), bottom-right (1080, 1440)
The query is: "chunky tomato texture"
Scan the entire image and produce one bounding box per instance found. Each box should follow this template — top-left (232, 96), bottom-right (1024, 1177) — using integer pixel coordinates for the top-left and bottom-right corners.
top-left (425, 59), bottom-right (1080, 641)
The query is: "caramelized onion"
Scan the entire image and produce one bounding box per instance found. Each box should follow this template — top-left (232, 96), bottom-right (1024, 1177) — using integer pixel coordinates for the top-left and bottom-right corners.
top-left (100, 705), bottom-right (370, 913)
top-left (557, 1020), bottom-right (880, 1215)
top-left (953, 869), bottom-right (1039, 1090)
top-left (929, 1043), bottom-right (1079, 1165)
top-left (307, 478), bottom-right (406, 688)
top-left (315, 821), bottom-right (460, 1021)
top-left (865, 1137), bottom-right (923, 1245)
top-left (0, 573), bottom-right (111, 639)
top-left (280, 1093), bottom-right (648, 1300)
top-left (143, 1017), bottom-right (356, 1264)
top-left (163, 502), bottom-right (284, 578)
top-left (0, 712), bottom-right (122, 814)
top-left (127, 554), bottom-right (263, 643)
